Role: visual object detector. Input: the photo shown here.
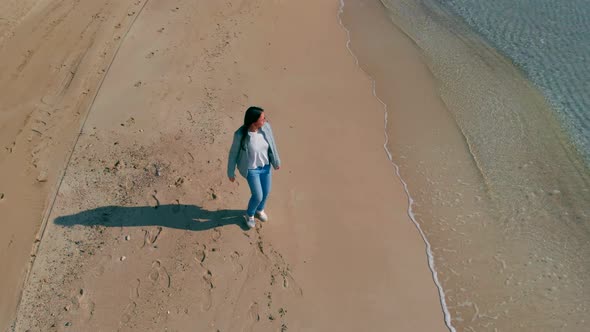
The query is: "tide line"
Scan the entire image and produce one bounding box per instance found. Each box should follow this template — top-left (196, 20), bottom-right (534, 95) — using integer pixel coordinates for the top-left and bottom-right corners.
top-left (337, 1), bottom-right (456, 331)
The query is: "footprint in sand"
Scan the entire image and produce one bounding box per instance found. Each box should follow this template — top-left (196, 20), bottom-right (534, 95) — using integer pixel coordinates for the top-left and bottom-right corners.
top-left (230, 251), bottom-right (244, 273)
top-left (199, 270), bottom-right (214, 312)
top-left (211, 228), bottom-right (221, 242)
top-left (79, 298), bottom-right (95, 322)
top-left (120, 301), bottom-right (137, 324)
top-left (69, 288), bottom-right (95, 322)
top-left (149, 260), bottom-right (171, 288)
top-left (143, 226), bottom-right (163, 247)
top-left (132, 278), bottom-right (141, 299)
top-left (120, 279), bottom-right (141, 326)
top-left (243, 302), bottom-right (260, 332)
top-left (195, 244), bottom-right (207, 264)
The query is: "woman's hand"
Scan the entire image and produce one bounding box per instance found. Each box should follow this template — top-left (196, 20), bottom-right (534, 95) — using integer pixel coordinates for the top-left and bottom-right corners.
top-left (275, 166), bottom-right (280, 170)
top-left (229, 177), bottom-right (235, 182)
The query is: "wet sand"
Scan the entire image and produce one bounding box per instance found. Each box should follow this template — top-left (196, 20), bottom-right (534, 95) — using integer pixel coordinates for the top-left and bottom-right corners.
top-left (3, 0), bottom-right (448, 330)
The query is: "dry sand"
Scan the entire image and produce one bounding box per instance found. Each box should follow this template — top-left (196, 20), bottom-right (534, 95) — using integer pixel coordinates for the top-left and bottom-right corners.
top-left (2, 0), bottom-right (448, 330)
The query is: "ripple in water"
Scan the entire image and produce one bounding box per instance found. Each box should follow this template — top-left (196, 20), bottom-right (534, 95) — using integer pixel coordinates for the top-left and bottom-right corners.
top-left (437, 0), bottom-right (590, 163)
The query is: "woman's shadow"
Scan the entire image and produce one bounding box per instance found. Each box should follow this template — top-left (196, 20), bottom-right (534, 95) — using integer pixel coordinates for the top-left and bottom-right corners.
top-left (54, 204), bottom-right (249, 231)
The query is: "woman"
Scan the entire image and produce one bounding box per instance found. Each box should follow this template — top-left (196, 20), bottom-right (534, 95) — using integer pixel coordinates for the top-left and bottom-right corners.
top-left (227, 106), bottom-right (281, 229)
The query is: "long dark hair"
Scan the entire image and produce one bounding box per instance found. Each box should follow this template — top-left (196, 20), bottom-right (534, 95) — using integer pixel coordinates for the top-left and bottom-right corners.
top-left (240, 106), bottom-right (264, 149)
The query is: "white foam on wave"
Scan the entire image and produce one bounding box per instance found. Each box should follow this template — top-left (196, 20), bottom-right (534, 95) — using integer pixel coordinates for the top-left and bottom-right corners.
top-left (337, 1), bottom-right (456, 331)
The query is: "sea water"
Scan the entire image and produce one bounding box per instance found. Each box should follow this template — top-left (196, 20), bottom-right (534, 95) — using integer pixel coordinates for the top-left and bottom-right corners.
top-left (436, 0), bottom-right (590, 163)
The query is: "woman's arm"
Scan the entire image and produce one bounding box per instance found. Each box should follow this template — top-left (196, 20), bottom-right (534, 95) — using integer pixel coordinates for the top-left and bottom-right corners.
top-left (227, 131), bottom-right (241, 179)
top-left (265, 123), bottom-right (281, 169)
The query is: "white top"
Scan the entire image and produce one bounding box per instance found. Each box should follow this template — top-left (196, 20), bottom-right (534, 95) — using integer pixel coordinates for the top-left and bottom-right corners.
top-left (247, 130), bottom-right (269, 169)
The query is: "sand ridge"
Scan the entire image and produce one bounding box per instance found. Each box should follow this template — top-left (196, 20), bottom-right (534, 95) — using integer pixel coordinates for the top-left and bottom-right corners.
top-left (0, 0), bottom-right (162, 327)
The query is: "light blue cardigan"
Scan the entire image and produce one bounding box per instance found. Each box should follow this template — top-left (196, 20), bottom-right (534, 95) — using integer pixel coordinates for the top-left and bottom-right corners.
top-left (227, 122), bottom-right (281, 178)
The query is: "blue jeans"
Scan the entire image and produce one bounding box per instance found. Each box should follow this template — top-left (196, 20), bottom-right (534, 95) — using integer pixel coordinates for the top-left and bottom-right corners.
top-left (246, 164), bottom-right (272, 217)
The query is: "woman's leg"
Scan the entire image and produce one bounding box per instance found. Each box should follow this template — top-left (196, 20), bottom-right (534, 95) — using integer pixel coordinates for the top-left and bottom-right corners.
top-left (246, 169), bottom-right (263, 217)
top-left (256, 165), bottom-right (272, 212)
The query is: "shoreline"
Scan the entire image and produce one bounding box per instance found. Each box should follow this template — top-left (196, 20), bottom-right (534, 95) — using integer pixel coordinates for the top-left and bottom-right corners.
top-left (8, 0), bottom-right (448, 330)
top-left (342, 0), bottom-right (589, 330)
top-left (337, 2), bottom-right (454, 330)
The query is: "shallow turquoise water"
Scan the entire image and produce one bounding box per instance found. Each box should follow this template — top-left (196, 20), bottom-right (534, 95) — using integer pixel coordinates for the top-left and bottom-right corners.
top-left (436, 0), bottom-right (590, 162)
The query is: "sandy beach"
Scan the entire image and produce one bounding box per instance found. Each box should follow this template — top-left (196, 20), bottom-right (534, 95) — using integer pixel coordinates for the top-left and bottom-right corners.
top-left (1, 0), bottom-right (449, 331)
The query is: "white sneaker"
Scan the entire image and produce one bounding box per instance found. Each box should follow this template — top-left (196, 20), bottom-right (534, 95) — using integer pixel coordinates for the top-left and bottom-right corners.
top-left (256, 210), bottom-right (268, 222)
top-left (246, 216), bottom-right (256, 229)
